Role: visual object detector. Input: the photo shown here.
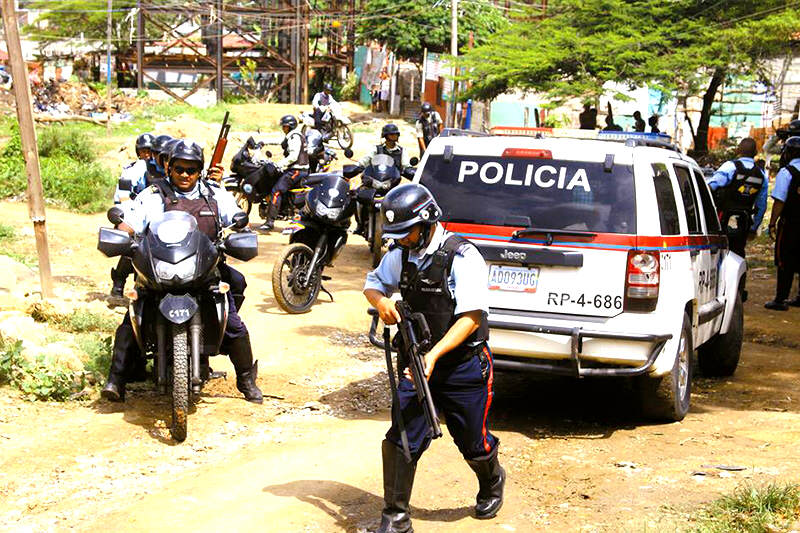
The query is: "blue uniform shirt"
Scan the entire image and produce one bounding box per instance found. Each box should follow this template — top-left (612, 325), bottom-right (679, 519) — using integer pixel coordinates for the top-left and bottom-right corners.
top-left (707, 157), bottom-right (768, 230)
top-left (364, 223), bottom-right (489, 316)
top-left (123, 179), bottom-right (242, 235)
top-left (113, 159), bottom-right (148, 204)
top-left (772, 158), bottom-right (800, 202)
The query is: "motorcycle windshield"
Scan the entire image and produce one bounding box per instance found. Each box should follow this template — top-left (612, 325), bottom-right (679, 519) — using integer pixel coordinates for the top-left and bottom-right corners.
top-left (151, 211), bottom-right (198, 245)
top-left (370, 154), bottom-right (395, 168)
top-left (312, 175), bottom-right (350, 209)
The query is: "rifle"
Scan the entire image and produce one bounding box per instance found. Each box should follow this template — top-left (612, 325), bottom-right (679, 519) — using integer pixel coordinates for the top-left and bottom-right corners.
top-left (209, 111), bottom-right (231, 172)
top-left (368, 301), bottom-right (442, 462)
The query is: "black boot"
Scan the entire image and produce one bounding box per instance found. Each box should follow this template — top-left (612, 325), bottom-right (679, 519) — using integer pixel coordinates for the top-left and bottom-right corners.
top-left (102, 318), bottom-right (137, 402)
top-left (227, 335), bottom-right (263, 404)
top-left (109, 267), bottom-right (126, 298)
top-left (376, 439), bottom-right (416, 533)
top-left (466, 447), bottom-right (506, 519)
top-left (101, 372), bottom-right (125, 402)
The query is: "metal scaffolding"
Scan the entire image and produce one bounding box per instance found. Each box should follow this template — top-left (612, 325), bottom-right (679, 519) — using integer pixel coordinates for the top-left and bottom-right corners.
top-left (129, 0), bottom-right (355, 104)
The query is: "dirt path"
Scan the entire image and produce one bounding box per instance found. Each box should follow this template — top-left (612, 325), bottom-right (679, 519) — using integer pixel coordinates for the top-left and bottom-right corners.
top-left (2, 199), bottom-right (800, 532)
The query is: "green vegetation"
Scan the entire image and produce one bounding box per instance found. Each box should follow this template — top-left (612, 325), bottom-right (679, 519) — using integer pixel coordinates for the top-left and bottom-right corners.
top-left (0, 222), bottom-right (14, 241)
top-left (0, 338), bottom-right (83, 401)
top-left (0, 124), bottom-right (114, 212)
top-left (693, 483), bottom-right (800, 532)
top-left (78, 335), bottom-right (113, 383)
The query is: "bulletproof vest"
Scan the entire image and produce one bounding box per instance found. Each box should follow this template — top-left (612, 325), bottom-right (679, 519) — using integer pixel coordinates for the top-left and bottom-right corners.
top-left (716, 160), bottom-right (765, 215)
top-left (145, 160), bottom-right (165, 186)
top-left (420, 116), bottom-right (439, 144)
top-left (153, 180), bottom-right (221, 241)
top-left (317, 93), bottom-right (331, 106)
top-left (399, 234), bottom-right (488, 366)
top-left (287, 131), bottom-right (309, 168)
top-left (783, 166), bottom-right (800, 223)
top-left (376, 144), bottom-right (403, 170)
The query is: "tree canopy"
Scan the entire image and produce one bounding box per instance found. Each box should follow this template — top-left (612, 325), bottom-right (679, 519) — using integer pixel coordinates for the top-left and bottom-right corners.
top-left (458, 0), bottom-right (800, 151)
top-left (356, 0), bottom-right (508, 64)
top-left (23, 1), bottom-right (137, 51)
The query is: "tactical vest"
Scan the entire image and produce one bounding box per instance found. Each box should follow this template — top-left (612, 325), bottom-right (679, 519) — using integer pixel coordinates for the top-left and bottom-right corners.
top-left (783, 166), bottom-right (800, 223)
top-left (145, 160), bottom-right (165, 186)
top-left (418, 115), bottom-right (439, 144)
top-left (153, 180), bottom-right (221, 241)
top-left (281, 131), bottom-right (309, 168)
top-left (399, 234), bottom-right (489, 366)
top-left (376, 144), bottom-right (404, 170)
top-left (716, 160), bottom-right (765, 216)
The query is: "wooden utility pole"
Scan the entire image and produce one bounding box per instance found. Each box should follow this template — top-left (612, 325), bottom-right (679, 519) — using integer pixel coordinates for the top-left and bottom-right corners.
top-left (215, 0), bottom-right (223, 103)
top-left (0, 0), bottom-right (54, 298)
top-left (106, 0), bottom-right (113, 135)
top-left (136, 0), bottom-right (144, 90)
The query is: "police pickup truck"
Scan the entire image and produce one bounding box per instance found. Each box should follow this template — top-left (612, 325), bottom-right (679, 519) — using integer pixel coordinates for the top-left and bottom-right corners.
top-left (413, 127), bottom-right (745, 422)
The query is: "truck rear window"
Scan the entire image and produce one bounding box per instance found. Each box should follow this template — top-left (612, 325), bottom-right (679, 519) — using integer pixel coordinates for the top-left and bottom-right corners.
top-left (419, 154), bottom-right (636, 234)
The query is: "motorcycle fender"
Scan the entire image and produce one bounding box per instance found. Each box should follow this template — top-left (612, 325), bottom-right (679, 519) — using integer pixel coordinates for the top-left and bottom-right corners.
top-left (223, 176), bottom-right (240, 191)
top-left (159, 294), bottom-right (199, 325)
top-left (282, 219), bottom-right (305, 236)
top-left (213, 292), bottom-right (229, 351)
top-left (129, 297), bottom-right (147, 353)
top-left (330, 233), bottom-right (348, 262)
top-left (289, 226), bottom-right (321, 248)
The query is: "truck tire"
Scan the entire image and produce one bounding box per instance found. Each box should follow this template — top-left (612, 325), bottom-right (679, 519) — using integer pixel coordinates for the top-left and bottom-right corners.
top-left (698, 293), bottom-right (743, 377)
top-left (171, 323), bottom-right (189, 442)
top-left (637, 312), bottom-right (693, 422)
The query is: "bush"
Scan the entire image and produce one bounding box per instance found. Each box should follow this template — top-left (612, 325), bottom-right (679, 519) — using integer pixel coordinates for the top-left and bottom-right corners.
top-left (79, 335), bottom-right (112, 382)
top-left (38, 125), bottom-right (95, 162)
top-left (340, 72), bottom-right (361, 101)
top-left (695, 483), bottom-right (800, 533)
top-left (0, 223), bottom-right (14, 241)
top-left (0, 338), bottom-right (82, 401)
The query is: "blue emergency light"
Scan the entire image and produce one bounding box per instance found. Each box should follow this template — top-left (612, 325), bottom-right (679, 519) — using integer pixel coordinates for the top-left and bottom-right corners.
top-left (597, 131), bottom-right (673, 143)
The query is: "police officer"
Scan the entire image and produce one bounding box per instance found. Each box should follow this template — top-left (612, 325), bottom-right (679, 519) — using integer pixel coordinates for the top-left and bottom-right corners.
top-left (358, 123), bottom-right (411, 171)
top-left (261, 115), bottom-right (309, 231)
top-left (311, 82), bottom-right (337, 132)
top-left (765, 136), bottom-right (800, 311)
top-left (146, 134), bottom-right (173, 183)
top-left (415, 102), bottom-right (442, 159)
top-left (102, 139), bottom-right (263, 404)
top-left (707, 137), bottom-right (767, 259)
top-left (363, 184), bottom-right (505, 532)
top-left (110, 133), bottom-right (157, 297)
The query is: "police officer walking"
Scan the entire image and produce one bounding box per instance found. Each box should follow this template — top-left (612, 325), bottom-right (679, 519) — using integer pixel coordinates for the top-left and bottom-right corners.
top-left (765, 136), bottom-right (800, 311)
top-left (415, 102), bottom-right (442, 159)
top-left (364, 184), bottom-right (505, 532)
top-left (261, 115), bottom-right (309, 231)
top-left (706, 137), bottom-right (767, 259)
top-left (109, 133), bottom-right (157, 298)
top-left (102, 139), bottom-right (263, 404)
top-left (358, 123), bottom-right (411, 172)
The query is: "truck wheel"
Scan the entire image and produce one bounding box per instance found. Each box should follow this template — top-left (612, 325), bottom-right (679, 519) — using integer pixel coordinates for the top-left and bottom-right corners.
top-left (698, 293), bottom-right (743, 377)
top-left (637, 312), bottom-right (693, 422)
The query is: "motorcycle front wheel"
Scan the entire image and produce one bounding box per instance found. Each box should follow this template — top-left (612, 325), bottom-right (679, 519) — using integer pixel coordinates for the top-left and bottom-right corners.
top-left (171, 322), bottom-right (189, 442)
top-left (272, 243), bottom-right (321, 314)
top-left (335, 122), bottom-right (353, 150)
top-left (371, 215), bottom-right (384, 268)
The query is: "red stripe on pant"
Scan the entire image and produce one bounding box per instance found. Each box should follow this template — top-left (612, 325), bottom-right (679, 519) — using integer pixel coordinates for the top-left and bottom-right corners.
top-left (481, 344), bottom-right (494, 453)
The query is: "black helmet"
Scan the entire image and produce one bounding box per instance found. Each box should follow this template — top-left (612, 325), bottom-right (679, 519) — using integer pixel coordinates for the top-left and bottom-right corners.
top-left (323, 82), bottom-right (333, 92)
top-left (420, 102), bottom-right (432, 113)
top-left (169, 139), bottom-right (204, 168)
top-left (135, 132), bottom-right (155, 152)
top-left (161, 138), bottom-right (182, 166)
top-left (381, 183), bottom-right (441, 240)
top-left (151, 134), bottom-right (174, 155)
top-left (788, 119), bottom-right (800, 134)
top-left (381, 123), bottom-right (400, 138)
top-left (780, 136), bottom-right (800, 167)
top-left (280, 115), bottom-right (298, 130)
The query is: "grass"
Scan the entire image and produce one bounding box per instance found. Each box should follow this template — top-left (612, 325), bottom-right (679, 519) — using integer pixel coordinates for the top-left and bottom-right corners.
top-left (28, 304), bottom-right (117, 334)
top-left (692, 483), bottom-right (800, 532)
top-left (0, 222), bottom-right (35, 266)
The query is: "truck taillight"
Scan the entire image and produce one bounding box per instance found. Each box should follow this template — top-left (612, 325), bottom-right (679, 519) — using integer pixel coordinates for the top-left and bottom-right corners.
top-left (624, 249), bottom-right (659, 312)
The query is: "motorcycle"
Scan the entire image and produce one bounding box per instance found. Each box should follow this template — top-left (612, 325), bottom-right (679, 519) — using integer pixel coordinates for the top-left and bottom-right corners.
top-left (97, 207), bottom-right (257, 442)
top-left (316, 101), bottom-right (353, 150)
top-left (349, 154), bottom-right (418, 268)
top-left (271, 173), bottom-right (355, 313)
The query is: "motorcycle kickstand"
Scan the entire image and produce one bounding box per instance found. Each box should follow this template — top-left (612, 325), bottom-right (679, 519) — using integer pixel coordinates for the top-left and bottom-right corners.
top-left (320, 284), bottom-right (334, 302)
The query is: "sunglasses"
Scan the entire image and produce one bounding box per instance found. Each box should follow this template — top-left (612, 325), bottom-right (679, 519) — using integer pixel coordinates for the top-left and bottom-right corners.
top-left (172, 165), bottom-right (201, 176)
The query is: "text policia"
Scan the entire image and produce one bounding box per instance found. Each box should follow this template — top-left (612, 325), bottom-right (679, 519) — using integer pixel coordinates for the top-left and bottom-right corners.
top-left (456, 160), bottom-right (592, 192)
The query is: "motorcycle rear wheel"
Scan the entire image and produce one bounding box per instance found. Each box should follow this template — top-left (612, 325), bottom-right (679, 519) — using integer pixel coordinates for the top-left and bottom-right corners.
top-left (272, 243), bottom-right (321, 314)
top-left (171, 322), bottom-right (189, 442)
top-left (336, 122), bottom-right (353, 150)
top-left (235, 191), bottom-right (252, 216)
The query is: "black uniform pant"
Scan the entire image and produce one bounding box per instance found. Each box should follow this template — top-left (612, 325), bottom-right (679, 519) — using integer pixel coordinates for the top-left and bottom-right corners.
top-left (387, 344), bottom-right (498, 461)
top-left (312, 108), bottom-right (325, 130)
top-left (269, 169), bottom-right (306, 217)
top-left (774, 219), bottom-right (800, 300)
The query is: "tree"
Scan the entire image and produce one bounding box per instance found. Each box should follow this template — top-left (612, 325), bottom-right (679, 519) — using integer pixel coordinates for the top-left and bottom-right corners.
top-left (458, 0), bottom-right (800, 153)
top-left (356, 0), bottom-right (508, 64)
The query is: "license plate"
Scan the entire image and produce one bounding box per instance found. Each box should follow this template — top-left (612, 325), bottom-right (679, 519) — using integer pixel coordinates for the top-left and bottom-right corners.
top-left (488, 265), bottom-right (540, 293)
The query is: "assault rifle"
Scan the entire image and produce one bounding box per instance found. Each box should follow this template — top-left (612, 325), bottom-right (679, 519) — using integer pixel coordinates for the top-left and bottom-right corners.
top-left (369, 301), bottom-right (442, 462)
top-left (208, 111), bottom-right (231, 173)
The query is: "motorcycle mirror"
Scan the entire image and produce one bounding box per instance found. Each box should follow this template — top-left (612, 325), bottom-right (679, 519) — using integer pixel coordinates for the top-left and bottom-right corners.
top-left (343, 164), bottom-right (361, 178)
top-left (265, 150), bottom-right (272, 158)
top-left (107, 206), bottom-right (125, 226)
top-left (402, 167), bottom-right (417, 179)
top-left (344, 148), bottom-right (354, 159)
top-left (232, 212), bottom-right (249, 230)
top-left (409, 157), bottom-right (419, 166)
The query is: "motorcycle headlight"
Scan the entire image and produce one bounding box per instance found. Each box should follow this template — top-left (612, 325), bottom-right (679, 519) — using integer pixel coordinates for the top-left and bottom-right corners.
top-left (155, 256), bottom-right (197, 282)
top-left (374, 180), bottom-right (391, 191)
top-left (315, 203), bottom-right (344, 221)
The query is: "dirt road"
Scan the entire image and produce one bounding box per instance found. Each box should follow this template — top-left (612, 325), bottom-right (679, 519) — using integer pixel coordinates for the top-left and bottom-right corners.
top-left (2, 200), bottom-right (800, 532)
